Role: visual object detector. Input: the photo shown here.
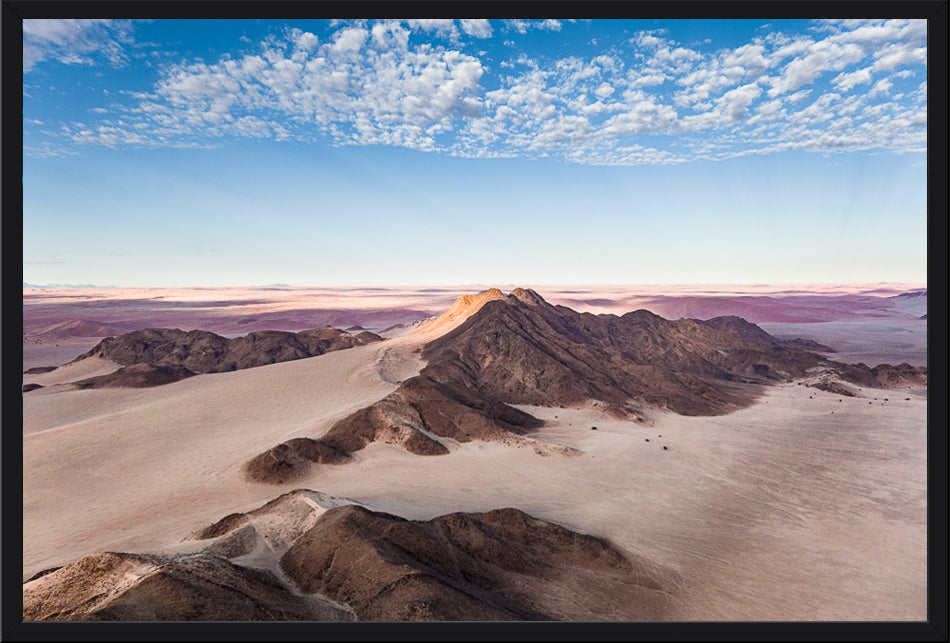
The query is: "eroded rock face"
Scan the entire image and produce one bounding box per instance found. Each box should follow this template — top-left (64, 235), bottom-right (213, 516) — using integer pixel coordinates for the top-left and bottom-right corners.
top-left (69, 325), bottom-right (382, 387)
top-left (22, 551), bottom-right (353, 622)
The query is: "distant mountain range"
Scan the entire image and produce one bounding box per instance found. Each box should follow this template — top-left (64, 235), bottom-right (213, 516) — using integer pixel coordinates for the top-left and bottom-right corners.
top-left (29, 319), bottom-right (134, 339)
top-left (24, 282), bottom-right (116, 289)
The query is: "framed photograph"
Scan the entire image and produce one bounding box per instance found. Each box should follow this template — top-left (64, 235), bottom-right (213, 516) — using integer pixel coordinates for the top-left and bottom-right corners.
top-left (6, 2), bottom-right (947, 640)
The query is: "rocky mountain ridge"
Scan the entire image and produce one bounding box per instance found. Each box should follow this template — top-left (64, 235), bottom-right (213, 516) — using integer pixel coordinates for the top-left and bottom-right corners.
top-left (246, 288), bottom-right (925, 483)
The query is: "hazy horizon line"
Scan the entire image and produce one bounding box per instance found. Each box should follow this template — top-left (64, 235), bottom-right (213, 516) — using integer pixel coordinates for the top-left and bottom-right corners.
top-left (23, 281), bottom-right (928, 291)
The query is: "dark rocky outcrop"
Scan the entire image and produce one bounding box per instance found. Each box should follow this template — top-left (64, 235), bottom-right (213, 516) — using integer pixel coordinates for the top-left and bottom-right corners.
top-left (277, 504), bottom-right (670, 621)
top-left (812, 380), bottom-right (858, 397)
top-left (835, 362), bottom-right (928, 389)
top-left (74, 364), bottom-right (198, 389)
top-left (23, 366), bottom-right (58, 374)
top-left (70, 325), bottom-right (383, 387)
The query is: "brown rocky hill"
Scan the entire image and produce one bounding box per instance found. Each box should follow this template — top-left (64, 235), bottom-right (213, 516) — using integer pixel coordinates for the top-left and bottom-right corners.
top-left (247, 288), bottom-right (927, 483)
top-left (70, 326), bottom-right (382, 388)
top-left (695, 315), bottom-right (833, 352)
top-left (278, 504), bottom-right (671, 621)
top-left (24, 497), bottom-right (672, 621)
top-left (420, 289), bottom-right (828, 413)
top-left (246, 375), bottom-right (545, 484)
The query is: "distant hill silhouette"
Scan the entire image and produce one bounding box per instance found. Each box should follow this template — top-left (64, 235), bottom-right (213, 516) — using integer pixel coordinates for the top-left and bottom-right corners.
top-left (31, 319), bottom-right (133, 339)
top-left (70, 326), bottom-right (382, 388)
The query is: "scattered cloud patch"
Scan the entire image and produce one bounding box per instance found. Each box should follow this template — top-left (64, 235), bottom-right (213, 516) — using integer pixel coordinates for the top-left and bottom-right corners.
top-left (23, 19), bottom-right (136, 71)
top-left (504, 19), bottom-right (563, 34)
top-left (29, 18), bottom-right (927, 164)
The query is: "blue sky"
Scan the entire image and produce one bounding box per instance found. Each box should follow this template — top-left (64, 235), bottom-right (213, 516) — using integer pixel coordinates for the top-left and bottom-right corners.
top-left (23, 18), bottom-right (927, 287)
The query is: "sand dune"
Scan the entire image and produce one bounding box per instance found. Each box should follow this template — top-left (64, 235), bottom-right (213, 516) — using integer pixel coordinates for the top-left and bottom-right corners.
top-left (22, 338), bottom-right (410, 577)
top-left (22, 356), bottom-right (122, 388)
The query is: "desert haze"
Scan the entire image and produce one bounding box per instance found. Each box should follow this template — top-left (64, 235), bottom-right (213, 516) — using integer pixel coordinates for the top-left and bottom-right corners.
top-left (21, 284), bottom-right (927, 621)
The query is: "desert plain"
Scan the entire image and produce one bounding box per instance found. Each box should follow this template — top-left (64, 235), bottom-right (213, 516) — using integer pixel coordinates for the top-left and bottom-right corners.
top-left (20, 283), bottom-right (928, 621)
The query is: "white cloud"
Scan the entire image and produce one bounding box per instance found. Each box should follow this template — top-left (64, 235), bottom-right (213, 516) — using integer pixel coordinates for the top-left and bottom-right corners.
top-left (629, 73), bottom-right (667, 88)
top-left (720, 83), bottom-right (763, 121)
top-left (747, 98), bottom-right (785, 125)
top-left (871, 78), bottom-right (893, 95)
top-left (23, 19), bottom-right (135, 71)
top-left (594, 82), bottom-right (615, 99)
top-left (768, 40), bottom-right (865, 95)
top-left (330, 27), bottom-right (369, 54)
top-left (599, 91), bottom-right (678, 136)
top-left (872, 44), bottom-right (926, 72)
top-left (504, 19), bottom-right (562, 34)
top-left (57, 54), bottom-right (93, 65)
top-left (291, 29), bottom-right (319, 52)
top-left (505, 20), bottom-right (530, 35)
top-left (833, 66), bottom-right (873, 90)
top-left (787, 89), bottom-right (812, 103)
top-left (371, 21), bottom-right (410, 50)
top-left (460, 19), bottom-right (492, 38)
top-left (530, 114), bottom-right (593, 149)
top-left (407, 19), bottom-right (458, 39)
